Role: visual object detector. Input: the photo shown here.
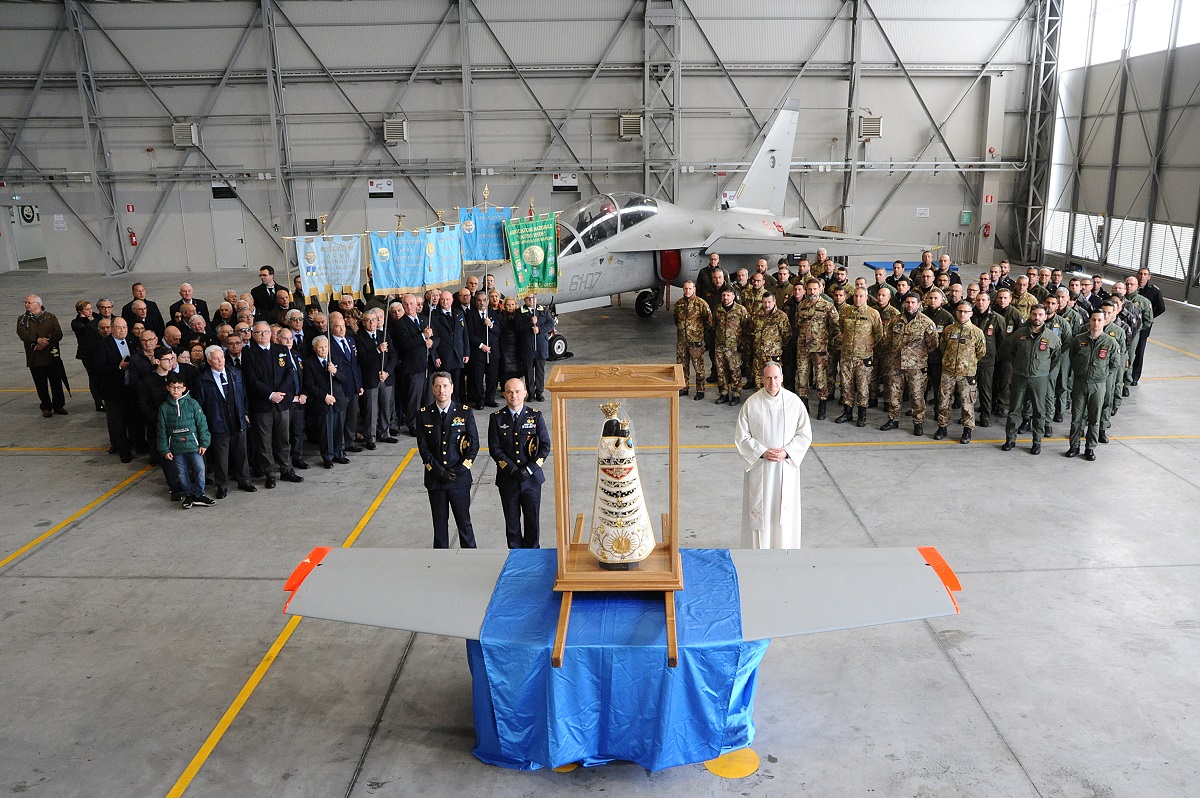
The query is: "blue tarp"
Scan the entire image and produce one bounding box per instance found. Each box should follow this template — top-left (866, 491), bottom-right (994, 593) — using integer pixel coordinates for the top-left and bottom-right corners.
top-left (467, 549), bottom-right (769, 771)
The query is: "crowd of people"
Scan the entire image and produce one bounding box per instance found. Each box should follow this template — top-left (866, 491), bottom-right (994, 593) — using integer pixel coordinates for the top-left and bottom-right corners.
top-left (16, 265), bottom-right (557, 529)
top-left (676, 249), bottom-right (1167, 458)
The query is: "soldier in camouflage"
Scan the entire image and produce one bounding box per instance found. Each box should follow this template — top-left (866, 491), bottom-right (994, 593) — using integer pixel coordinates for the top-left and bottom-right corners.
top-left (1065, 307), bottom-right (1120, 460)
top-left (882, 292), bottom-right (939, 436)
top-left (751, 293), bottom-right (792, 390)
top-left (833, 287), bottom-right (883, 427)
top-left (673, 280), bottom-right (712, 399)
top-left (713, 286), bottom-right (749, 406)
top-left (935, 302), bottom-right (987, 444)
top-left (792, 278), bottom-right (839, 420)
top-left (872, 285), bottom-right (899, 409)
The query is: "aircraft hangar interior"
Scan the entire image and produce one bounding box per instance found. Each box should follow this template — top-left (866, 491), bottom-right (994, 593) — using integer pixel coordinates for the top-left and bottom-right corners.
top-left (1, 1), bottom-right (1198, 796)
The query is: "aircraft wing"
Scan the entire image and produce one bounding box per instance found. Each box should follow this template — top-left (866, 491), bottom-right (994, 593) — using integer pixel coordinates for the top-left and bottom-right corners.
top-left (283, 547), bottom-right (960, 641)
top-left (701, 225), bottom-right (921, 258)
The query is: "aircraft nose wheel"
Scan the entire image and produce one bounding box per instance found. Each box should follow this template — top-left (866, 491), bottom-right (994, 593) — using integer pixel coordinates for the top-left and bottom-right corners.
top-left (550, 334), bottom-right (569, 359)
top-left (636, 288), bottom-right (662, 318)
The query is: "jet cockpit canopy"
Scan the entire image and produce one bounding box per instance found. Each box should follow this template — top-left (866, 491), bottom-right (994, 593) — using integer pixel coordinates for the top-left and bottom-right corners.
top-left (557, 193), bottom-right (658, 256)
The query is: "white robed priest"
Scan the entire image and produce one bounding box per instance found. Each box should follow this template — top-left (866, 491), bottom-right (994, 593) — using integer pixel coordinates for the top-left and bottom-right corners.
top-left (734, 362), bottom-right (813, 548)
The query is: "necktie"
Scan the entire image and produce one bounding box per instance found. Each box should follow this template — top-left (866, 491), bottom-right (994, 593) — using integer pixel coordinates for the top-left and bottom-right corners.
top-left (218, 372), bottom-right (227, 398)
top-left (340, 338), bottom-right (351, 359)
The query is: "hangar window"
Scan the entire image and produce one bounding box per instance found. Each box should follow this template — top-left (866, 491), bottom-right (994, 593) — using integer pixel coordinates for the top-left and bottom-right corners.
top-left (1106, 218), bottom-right (1144, 270)
top-left (1044, 210), bottom-right (1071, 254)
top-left (1146, 223), bottom-right (1193, 280)
top-left (1072, 213), bottom-right (1103, 262)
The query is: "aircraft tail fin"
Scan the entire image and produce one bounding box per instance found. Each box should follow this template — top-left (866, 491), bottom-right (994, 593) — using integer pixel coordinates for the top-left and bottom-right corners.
top-left (724, 98), bottom-right (801, 216)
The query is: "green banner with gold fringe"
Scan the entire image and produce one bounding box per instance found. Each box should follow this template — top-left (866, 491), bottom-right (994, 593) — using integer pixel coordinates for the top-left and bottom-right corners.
top-left (503, 214), bottom-right (558, 295)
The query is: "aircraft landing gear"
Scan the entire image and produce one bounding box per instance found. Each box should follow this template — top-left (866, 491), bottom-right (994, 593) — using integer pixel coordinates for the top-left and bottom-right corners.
top-left (636, 287), bottom-right (664, 318)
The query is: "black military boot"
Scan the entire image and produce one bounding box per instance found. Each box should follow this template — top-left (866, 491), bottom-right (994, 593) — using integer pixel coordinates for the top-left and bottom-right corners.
top-left (1084, 448), bottom-right (1096, 461)
top-left (913, 423), bottom-right (924, 437)
top-left (959, 428), bottom-right (972, 444)
top-left (817, 399), bottom-right (827, 420)
top-left (1044, 424), bottom-right (1053, 437)
top-left (933, 426), bottom-right (948, 440)
top-left (1030, 442), bottom-right (1042, 455)
top-left (1017, 418), bottom-right (1032, 434)
top-left (1001, 439), bottom-right (1016, 451)
top-left (880, 418), bottom-right (899, 431)
top-left (978, 413), bottom-right (990, 428)
top-left (856, 407), bottom-right (867, 427)
top-left (715, 394), bottom-right (729, 405)
top-left (868, 395), bottom-right (879, 409)
top-left (834, 405), bottom-right (853, 424)
top-left (679, 388), bottom-right (689, 397)
top-left (801, 396), bottom-right (810, 411)
top-left (1053, 410), bottom-right (1064, 423)
top-left (1099, 430), bottom-right (1109, 443)
top-left (1065, 445), bottom-right (1080, 458)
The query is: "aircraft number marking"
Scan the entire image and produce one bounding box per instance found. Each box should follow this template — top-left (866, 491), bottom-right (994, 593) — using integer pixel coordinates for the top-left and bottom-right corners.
top-left (569, 271), bottom-right (604, 292)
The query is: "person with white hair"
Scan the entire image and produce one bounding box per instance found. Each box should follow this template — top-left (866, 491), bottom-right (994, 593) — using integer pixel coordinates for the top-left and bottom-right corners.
top-left (17, 294), bottom-right (67, 418)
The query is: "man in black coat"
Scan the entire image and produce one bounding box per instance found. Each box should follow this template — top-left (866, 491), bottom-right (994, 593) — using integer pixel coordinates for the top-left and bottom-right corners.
top-left (431, 290), bottom-right (468, 400)
top-left (241, 321), bottom-right (304, 488)
top-left (416, 372), bottom-right (478, 549)
top-left (250, 265), bottom-right (285, 321)
top-left (392, 293), bottom-right (435, 437)
top-left (354, 308), bottom-right (397, 448)
top-left (120, 283), bottom-right (165, 335)
top-left (169, 283), bottom-right (210, 326)
top-left (95, 316), bottom-right (143, 462)
top-left (488, 378), bottom-right (552, 549)
top-left (194, 345), bottom-right (256, 498)
top-left (303, 336), bottom-right (350, 468)
top-left (329, 312), bottom-right (364, 453)
top-left (465, 290), bottom-right (500, 410)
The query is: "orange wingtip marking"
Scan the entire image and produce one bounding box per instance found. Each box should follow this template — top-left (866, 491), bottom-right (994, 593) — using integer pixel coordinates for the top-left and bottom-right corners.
top-left (918, 546), bottom-right (962, 591)
top-left (282, 546), bottom-right (332, 613)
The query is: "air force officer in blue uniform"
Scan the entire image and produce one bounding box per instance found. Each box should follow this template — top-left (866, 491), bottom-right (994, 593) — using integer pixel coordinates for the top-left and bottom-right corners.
top-left (416, 371), bottom-right (478, 549)
top-left (488, 377), bottom-right (552, 549)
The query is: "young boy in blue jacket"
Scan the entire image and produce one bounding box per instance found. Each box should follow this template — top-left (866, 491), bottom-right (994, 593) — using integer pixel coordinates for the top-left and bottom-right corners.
top-left (157, 374), bottom-right (214, 509)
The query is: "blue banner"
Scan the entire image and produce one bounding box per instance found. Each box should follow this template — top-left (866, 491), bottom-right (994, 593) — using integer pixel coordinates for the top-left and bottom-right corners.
top-left (459, 206), bottom-right (510, 265)
top-left (423, 224), bottom-right (463, 290)
top-left (296, 235), bottom-right (363, 304)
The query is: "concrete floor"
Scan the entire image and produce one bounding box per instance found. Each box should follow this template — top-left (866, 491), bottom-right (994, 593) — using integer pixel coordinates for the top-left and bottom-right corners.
top-left (1, 270), bottom-right (1198, 798)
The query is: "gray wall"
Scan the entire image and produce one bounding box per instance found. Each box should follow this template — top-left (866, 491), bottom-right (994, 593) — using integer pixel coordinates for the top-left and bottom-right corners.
top-left (0, 0), bottom-right (1037, 276)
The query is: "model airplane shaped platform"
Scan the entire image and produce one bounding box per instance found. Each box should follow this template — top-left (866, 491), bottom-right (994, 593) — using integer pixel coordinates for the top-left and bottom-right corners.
top-left (282, 546), bottom-right (961, 642)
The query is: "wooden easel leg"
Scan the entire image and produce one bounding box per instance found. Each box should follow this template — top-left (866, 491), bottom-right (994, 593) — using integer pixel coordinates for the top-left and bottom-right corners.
top-left (664, 591), bottom-right (678, 667)
top-left (552, 591), bottom-right (573, 668)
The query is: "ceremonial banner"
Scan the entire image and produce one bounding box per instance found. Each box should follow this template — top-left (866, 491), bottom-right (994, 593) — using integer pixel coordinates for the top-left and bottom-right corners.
top-left (459, 206), bottom-right (510, 265)
top-left (503, 214), bottom-right (558, 295)
top-left (369, 230), bottom-right (426, 294)
top-left (423, 224), bottom-right (464, 290)
top-left (296, 235), bottom-right (363, 304)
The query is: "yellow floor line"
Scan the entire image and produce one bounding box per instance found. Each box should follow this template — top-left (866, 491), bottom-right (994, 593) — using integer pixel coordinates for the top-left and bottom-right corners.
top-left (0, 466), bottom-right (152, 571)
top-left (0, 388), bottom-right (37, 393)
top-left (565, 433), bottom-right (1200, 452)
top-left (1139, 375), bottom-right (1200, 380)
top-left (0, 446), bottom-right (109, 452)
top-left (1149, 338), bottom-right (1200, 360)
top-left (164, 450), bottom-right (416, 798)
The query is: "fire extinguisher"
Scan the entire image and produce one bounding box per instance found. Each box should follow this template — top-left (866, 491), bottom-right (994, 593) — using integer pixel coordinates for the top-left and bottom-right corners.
top-left (127, 227), bottom-right (138, 247)
top-left (982, 222), bottom-right (991, 238)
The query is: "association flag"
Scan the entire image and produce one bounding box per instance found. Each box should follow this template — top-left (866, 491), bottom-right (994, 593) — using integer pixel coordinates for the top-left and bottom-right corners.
top-left (503, 213), bottom-right (558, 294)
top-left (296, 235), bottom-right (363, 304)
top-left (422, 224), bottom-right (463, 290)
top-left (368, 230), bottom-right (426, 294)
top-left (459, 206), bottom-right (509, 265)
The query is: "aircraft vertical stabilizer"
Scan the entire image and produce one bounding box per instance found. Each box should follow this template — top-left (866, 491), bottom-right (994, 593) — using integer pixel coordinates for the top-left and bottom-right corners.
top-left (725, 98), bottom-right (801, 216)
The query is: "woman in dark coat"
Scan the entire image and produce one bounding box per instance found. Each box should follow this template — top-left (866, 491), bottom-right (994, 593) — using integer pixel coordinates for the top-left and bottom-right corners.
top-left (71, 299), bottom-right (104, 411)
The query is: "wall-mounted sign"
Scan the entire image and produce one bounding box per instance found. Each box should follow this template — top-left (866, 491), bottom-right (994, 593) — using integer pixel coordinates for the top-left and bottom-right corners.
top-left (552, 173), bottom-right (579, 192)
top-left (368, 179), bottom-right (393, 199)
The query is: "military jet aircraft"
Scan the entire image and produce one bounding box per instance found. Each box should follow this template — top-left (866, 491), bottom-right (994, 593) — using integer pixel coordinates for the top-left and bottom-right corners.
top-left (505, 98), bottom-right (917, 318)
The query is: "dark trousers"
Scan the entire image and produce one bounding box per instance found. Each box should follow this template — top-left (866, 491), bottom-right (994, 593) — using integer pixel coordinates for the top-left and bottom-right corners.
top-left (468, 355), bottom-right (498, 406)
top-left (207, 431), bottom-right (250, 488)
top-left (498, 479), bottom-right (541, 549)
top-left (251, 406), bottom-right (291, 478)
top-left (402, 372), bottom-right (428, 432)
top-left (428, 478), bottom-right (476, 549)
top-left (359, 386), bottom-right (379, 443)
top-left (288, 401), bottom-right (306, 463)
top-left (82, 359), bottom-right (103, 410)
top-left (1132, 328), bottom-right (1151, 382)
top-left (343, 389), bottom-right (360, 446)
top-left (976, 359), bottom-right (995, 417)
top-left (328, 400), bottom-right (348, 458)
top-left (993, 360), bottom-right (1013, 414)
top-left (104, 390), bottom-right (141, 457)
top-left (30, 364), bottom-right (65, 411)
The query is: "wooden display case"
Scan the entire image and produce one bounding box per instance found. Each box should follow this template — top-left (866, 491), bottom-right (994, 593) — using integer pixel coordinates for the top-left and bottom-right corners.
top-left (544, 363), bottom-right (686, 666)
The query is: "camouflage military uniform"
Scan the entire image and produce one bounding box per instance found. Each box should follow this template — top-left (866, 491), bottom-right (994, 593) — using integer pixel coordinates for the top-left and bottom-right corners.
top-left (673, 294), bottom-right (712, 392)
top-left (1012, 291), bottom-right (1037, 322)
top-left (738, 287), bottom-right (767, 378)
top-left (887, 312), bottom-right (939, 422)
top-left (792, 296), bottom-right (839, 399)
top-left (1069, 330), bottom-right (1120, 453)
top-left (874, 304), bottom-right (900, 403)
top-left (713, 301), bottom-right (749, 399)
top-left (937, 321), bottom-right (987, 429)
top-left (836, 305), bottom-right (883, 407)
top-left (751, 308), bottom-right (792, 388)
